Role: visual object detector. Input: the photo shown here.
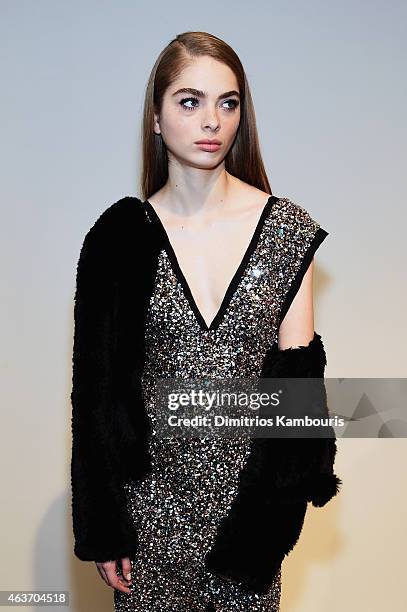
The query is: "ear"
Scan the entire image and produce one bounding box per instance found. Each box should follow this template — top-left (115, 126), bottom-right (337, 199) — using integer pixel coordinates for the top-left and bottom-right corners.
top-left (153, 111), bottom-right (161, 136)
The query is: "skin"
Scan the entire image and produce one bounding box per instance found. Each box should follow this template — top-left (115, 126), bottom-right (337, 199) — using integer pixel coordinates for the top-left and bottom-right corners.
top-left (95, 559), bottom-right (132, 594)
top-left (96, 54), bottom-right (314, 594)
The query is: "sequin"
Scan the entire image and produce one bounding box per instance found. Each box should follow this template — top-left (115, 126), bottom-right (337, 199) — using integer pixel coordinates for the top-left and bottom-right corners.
top-left (113, 197), bottom-right (326, 611)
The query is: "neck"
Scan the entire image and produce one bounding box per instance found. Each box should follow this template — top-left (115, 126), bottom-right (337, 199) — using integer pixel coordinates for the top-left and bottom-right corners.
top-left (154, 169), bottom-right (240, 220)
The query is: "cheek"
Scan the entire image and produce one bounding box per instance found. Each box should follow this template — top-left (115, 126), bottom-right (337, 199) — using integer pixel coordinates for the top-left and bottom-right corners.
top-left (223, 114), bottom-right (240, 139)
top-left (162, 110), bottom-right (194, 138)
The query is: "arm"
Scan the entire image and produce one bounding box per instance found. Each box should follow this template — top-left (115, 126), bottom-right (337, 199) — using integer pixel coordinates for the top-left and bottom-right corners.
top-left (261, 256), bottom-right (342, 506)
top-left (278, 258), bottom-right (315, 350)
top-left (70, 219), bottom-right (139, 563)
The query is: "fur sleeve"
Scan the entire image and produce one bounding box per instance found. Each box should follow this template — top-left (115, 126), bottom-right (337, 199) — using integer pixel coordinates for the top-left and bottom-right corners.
top-left (70, 209), bottom-right (139, 562)
top-left (259, 331), bottom-right (342, 507)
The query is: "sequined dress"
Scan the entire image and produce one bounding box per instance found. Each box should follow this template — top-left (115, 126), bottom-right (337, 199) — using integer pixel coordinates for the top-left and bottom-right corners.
top-left (114, 196), bottom-right (328, 612)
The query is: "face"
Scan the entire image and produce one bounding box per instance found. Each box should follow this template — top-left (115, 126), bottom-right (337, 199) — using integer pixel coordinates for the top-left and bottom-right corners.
top-left (153, 55), bottom-right (241, 168)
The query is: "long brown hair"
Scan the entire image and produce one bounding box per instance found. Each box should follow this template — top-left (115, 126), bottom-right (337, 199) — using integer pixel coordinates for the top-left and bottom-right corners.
top-left (139, 31), bottom-right (272, 201)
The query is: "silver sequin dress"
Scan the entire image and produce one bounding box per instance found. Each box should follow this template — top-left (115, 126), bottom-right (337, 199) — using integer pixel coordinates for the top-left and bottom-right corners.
top-left (114, 196), bottom-right (328, 612)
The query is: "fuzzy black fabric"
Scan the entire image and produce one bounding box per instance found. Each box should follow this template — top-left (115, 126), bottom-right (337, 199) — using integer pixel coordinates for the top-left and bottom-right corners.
top-left (256, 331), bottom-right (342, 506)
top-left (204, 332), bottom-right (342, 594)
top-left (70, 197), bottom-right (163, 562)
top-left (204, 486), bottom-right (308, 594)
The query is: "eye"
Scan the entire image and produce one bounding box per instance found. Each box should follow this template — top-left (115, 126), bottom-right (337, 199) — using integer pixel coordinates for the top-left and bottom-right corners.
top-left (179, 97), bottom-right (240, 112)
top-left (223, 99), bottom-right (239, 111)
top-left (179, 97), bottom-right (199, 111)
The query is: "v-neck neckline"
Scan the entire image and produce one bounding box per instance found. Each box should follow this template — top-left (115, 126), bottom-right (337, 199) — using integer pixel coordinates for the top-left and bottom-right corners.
top-left (143, 195), bottom-right (276, 332)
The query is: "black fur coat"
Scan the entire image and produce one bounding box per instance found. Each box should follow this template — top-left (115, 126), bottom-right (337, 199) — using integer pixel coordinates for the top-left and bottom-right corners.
top-left (70, 196), bottom-right (341, 594)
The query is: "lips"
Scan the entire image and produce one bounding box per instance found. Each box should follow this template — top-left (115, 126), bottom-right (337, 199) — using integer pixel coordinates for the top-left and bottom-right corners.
top-left (195, 140), bottom-right (221, 145)
top-left (195, 140), bottom-right (222, 152)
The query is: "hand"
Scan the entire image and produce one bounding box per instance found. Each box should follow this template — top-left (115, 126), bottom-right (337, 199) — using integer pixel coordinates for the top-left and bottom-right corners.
top-left (95, 557), bottom-right (133, 594)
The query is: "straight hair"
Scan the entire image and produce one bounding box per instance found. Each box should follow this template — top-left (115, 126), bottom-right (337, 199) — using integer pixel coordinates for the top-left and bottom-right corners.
top-left (139, 31), bottom-right (272, 200)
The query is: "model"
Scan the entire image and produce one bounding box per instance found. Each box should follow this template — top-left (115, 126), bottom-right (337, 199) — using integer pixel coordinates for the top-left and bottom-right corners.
top-left (70, 31), bottom-right (341, 612)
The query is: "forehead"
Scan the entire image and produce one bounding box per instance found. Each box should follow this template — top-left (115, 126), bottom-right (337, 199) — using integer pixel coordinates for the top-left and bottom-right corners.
top-left (170, 56), bottom-right (239, 94)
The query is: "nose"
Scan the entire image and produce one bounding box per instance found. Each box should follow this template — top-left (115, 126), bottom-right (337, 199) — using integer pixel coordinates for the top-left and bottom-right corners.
top-left (202, 109), bottom-right (220, 132)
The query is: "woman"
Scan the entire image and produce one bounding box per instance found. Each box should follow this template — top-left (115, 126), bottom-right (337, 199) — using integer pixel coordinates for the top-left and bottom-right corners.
top-left (70, 31), bottom-right (341, 611)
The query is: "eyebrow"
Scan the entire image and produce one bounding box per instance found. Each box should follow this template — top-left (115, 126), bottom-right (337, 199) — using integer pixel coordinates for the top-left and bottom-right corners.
top-left (171, 87), bottom-right (240, 100)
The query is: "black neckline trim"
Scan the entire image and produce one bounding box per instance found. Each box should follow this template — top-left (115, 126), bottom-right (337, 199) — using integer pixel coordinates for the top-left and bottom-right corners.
top-left (143, 195), bottom-right (277, 332)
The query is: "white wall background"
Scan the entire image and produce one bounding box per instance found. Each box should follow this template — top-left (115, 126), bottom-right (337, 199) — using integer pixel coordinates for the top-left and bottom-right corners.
top-left (1, 0), bottom-right (406, 610)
